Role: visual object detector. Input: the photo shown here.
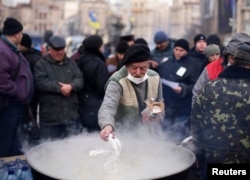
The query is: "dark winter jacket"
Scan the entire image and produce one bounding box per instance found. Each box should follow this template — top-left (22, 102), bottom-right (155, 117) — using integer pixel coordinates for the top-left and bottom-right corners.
top-left (0, 36), bottom-right (34, 104)
top-left (150, 40), bottom-right (174, 65)
top-left (76, 49), bottom-right (109, 131)
top-left (157, 55), bottom-right (199, 117)
top-left (189, 47), bottom-right (208, 76)
top-left (34, 55), bottom-right (83, 125)
top-left (21, 47), bottom-right (43, 73)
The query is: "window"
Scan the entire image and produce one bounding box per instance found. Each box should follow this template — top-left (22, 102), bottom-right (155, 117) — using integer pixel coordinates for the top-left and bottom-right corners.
top-left (246, 0), bottom-right (250, 6)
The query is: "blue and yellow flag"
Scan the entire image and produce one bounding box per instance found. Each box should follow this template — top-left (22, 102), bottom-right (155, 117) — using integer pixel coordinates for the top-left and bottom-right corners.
top-left (88, 11), bottom-right (100, 29)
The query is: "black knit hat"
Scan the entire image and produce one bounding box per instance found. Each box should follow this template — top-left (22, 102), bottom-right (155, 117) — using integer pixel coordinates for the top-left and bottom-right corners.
top-left (174, 39), bottom-right (189, 52)
top-left (20, 33), bottom-right (32, 48)
top-left (207, 34), bottom-right (221, 46)
top-left (234, 42), bottom-right (250, 64)
top-left (48, 35), bottom-right (66, 49)
top-left (134, 38), bottom-right (148, 46)
top-left (83, 35), bottom-right (103, 50)
top-left (120, 34), bottom-right (134, 42)
top-left (194, 34), bottom-right (206, 44)
top-left (3, 17), bottom-right (23, 35)
top-left (122, 44), bottom-right (150, 65)
top-left (116, 40), bottom-right (129, 54)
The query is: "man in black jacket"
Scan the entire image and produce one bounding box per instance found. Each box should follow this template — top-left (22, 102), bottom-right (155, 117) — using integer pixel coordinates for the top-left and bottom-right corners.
top-left (34, 35), bottom-right (83, 139)
top-left (76, 35), bottom-right (109, 132)
top-left (157, 39), bottom-right (199, 143)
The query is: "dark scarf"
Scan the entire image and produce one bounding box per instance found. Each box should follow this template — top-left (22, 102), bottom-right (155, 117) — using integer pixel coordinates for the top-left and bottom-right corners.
top-left (219, 65), bottom-right (250, 79)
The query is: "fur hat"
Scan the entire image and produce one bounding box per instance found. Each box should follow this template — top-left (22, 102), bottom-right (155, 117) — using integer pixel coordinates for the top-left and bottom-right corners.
top-left (83, 35), bottom-right (103, 50)
top-left (122, 44), bottom-right (150, 65)
top-left (3, 17), bottom-right (23, 35)
top-left (154, 31), bottom-right (168, 43)
top-left (194, 34), bottom-right (206, 44)
top-left (116, 40), bottom-right (129, 54)
top-left (48, 35), bottom-right (66, 49)
top-left (234, 43), bottom-right (250, 64)
top-left (174, 39), bottom-right (189, 52)
top-left (20, 33), bottom-right (32, 48)
top-left (204, 44), bottom-right (220, 58)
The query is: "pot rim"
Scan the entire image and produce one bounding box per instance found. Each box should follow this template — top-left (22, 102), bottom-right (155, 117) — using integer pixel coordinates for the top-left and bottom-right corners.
top-left (25, 138), bottom-right (196, 180)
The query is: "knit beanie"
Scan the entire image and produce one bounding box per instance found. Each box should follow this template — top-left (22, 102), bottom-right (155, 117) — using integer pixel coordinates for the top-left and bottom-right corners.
top-left (134, 38), bottom-right (148, 46)
top-left (204, 44), bottom-right (220, 58)
top-left (154, 31), bottom-right (168, 43)
top-left (234, 43), bottom-right (250, 64)
top-left (194, 34), bottom-right (206, 44)
top-left (116, 40), bottom-right (129, 54)
top-left (83, 35), bottom-right (103, 50)
top-left (207, 34), bottom-right (221, 46)
top-left (174, 39), bottom-right (189, 52)
top-left (3, 17), bottom-right (23, 35)
top-left (122, 44), bottom-right (150, 65)
top-left (20, 33), bottom-right (32, 48)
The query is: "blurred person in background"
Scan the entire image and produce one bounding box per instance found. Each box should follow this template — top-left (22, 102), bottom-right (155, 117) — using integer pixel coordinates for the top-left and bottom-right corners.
top-left (76, 35), bottom-right (109, 132)
top-left (0, 17), bottom-right (34, 157)
top-left (190, 34), bottom-right (208, 76)
top-left (34, 35), bottom-right (83, 139)
top-left (70, 40), bottom-right (84, 61)
top-left (103, 42), bottom-right (112, 60)
top-left (157, 39), bottom-right (199, 143)
top-left (206, 34), bottom-right (225, 57)
top-left (134, 37), bottom-right (148, 46)
top-left (150, 30), bottom-right (174, 70)
top-left (106, 40), bottom-right (129, 76)
top-left (192, 44), bottom-right (221, 103)
top-left (119, 34), bottom-right (135, 46)
top-left (19, 33), bottom-right (43, 73)
top-left (98, 44), bottom-right (164, 141)
top-left (204, 44), bottom-right (220, 63)
top-left (191, 42), bottom-right (250, 180)
top-left (19, 33), bottom-right (43, 117)
top-left (19, 33), bottom-right (43, 143)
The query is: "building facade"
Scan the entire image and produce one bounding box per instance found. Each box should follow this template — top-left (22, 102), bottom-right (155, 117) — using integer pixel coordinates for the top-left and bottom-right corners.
top-left (2, 0), bottom-right (250, 47)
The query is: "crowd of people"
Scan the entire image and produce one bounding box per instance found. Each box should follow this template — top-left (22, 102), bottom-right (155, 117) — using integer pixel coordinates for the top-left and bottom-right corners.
top-left (1, 16), bottom-right (250, 180)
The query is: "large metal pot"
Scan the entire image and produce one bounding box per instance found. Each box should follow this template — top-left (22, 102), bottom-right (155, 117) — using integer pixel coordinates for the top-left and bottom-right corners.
top-left (25, 132), bottom-right (195, 180)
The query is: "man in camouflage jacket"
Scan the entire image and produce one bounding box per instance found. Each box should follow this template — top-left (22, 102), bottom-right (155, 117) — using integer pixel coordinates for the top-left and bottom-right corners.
top-left (191, 43), bottom-right (250, 179)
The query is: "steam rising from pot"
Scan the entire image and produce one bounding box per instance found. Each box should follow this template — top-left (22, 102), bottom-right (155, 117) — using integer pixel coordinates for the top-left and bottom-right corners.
top-left (25, 124), bottom-right (196, 180)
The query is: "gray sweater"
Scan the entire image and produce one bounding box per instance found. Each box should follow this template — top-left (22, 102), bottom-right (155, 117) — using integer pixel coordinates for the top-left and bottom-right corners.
top-left (98, 66), bottom-right (163, 129)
